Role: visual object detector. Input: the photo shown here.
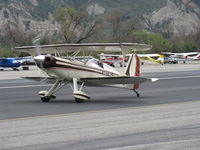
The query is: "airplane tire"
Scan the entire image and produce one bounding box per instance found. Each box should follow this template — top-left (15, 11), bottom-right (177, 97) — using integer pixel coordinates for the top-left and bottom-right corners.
top-left (41, 96), bottom-right (51, 102)
top-left (136, 93), bottom-right (140, 97)
top-left (75, 98), bottom-right (85, 103)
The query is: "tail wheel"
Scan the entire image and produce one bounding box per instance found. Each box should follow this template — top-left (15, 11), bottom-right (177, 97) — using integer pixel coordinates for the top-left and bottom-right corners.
top-left (133, 89), bottom-right (140, 97)
top-left (41, 96), bottom-right (51, 102)
top-left (75, 98), bottom-right (85, 103)
top-left (136, 93), bottom-right (140, 97)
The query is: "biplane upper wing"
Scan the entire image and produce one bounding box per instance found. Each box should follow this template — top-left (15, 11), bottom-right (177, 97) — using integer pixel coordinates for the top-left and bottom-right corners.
top-left (80, 76), bottom-right (158, 85)
top-left (14, 43), bottom-right (152, 56)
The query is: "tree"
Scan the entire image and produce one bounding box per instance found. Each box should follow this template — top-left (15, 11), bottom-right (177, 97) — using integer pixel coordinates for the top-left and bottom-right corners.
top-left (52, 7), bottom-right (103, 43)
top-left (106, 9), bottom-right (142, 42)
top-left (1, 21), bottom-right (35, 47)
top-left (120, 17), bottom-right (143, 42)
top-left (106, 9), bottom-right (123, 42)
top-left (125, 31), bottom-right (173, 53)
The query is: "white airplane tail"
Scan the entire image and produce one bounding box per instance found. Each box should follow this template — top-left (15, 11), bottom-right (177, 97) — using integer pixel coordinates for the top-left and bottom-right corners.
top-left (122, 54), bottom-right (141, 89)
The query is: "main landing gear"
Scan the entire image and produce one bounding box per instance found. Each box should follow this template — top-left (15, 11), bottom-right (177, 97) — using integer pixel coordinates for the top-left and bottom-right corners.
top-left (72, 78), bottom-right (90, 103)
top-left (38, 78), bottom-right (90, 103)
top-left (38, 79), bottom-right (64, 102)
top-left (133, 89), bottom-right (140, 97)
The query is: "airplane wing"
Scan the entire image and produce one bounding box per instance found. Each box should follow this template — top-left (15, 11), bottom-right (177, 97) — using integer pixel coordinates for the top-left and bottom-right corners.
top-left (80, 76), bottom-right (158, 85)
top-left (14, 43), bottom-right (152, 56)
top-left (22, 76), bottom-right (158, 85)
top-left (160, 52), bottom-right (176, 57)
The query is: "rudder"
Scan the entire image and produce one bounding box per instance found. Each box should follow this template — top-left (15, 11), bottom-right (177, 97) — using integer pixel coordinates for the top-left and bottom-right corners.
top-left (124, 54), bottom-right (141, 89)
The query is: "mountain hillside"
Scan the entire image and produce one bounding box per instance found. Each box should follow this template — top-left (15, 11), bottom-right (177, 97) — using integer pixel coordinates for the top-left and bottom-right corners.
top-left (0, 0), bottom-right (199, 36)
top-left (144, 0), bottom-right (200, 35)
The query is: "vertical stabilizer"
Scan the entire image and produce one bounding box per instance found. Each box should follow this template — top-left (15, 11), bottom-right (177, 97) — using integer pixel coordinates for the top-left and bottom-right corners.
top-left (123, 54), bottom-right (141, 89)
top-left (124, 54), bottom-right (140, 77)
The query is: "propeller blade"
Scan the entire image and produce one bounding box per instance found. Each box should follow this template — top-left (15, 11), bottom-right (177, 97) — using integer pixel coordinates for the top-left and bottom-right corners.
top-left (32, 36), bottom-right (41, 56)
top-left (32, 36), bottom-right (48, 84)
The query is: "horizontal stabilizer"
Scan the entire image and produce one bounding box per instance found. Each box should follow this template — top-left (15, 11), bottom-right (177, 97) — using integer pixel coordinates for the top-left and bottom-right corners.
top-left (151, 78), bottom-right (159, 82)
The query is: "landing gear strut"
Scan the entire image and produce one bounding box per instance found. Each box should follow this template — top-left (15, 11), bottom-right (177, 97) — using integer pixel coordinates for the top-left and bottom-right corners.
top-left (38, 79), bottom-right (64, 102)
top-left (72, 78), bottom-right (90, 103)
top-left (133, 89), bottom-right (140, 97)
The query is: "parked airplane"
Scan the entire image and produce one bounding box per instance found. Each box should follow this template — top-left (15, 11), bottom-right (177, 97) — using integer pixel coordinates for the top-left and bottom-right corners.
top-left (0, 57), bottom-right (21, 71)
top-left (138, 54), bottom-right (164, 65)
top-left (99, 53), bottom-right (126, 67)
top-left (161, 52), bottom-right (199, 63)
top-left (99, 53), bottom-right (164, 65)
top-left (185, 53), bottom-right (200, 61)
top-left (0, 56), bottom-right (34, 71)
top-left (14, 43), bottom-right (158, 103)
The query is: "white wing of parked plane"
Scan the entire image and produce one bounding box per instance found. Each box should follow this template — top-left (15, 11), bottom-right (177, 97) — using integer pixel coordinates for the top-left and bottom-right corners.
top-left (161, 52), bottom-right (199, 56)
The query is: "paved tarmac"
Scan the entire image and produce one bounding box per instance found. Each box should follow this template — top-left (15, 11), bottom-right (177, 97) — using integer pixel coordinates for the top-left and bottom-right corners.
top-left (0, 70), bottom-right (200, 120)
top-left (0, 65), bottom-right (200, 149)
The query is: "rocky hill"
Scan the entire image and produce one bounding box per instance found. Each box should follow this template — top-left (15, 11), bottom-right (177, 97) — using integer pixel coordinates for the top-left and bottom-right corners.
top-left (0, 0), bottom-right (199, 36)
top-left (144, 0), bottom-right (200, 35)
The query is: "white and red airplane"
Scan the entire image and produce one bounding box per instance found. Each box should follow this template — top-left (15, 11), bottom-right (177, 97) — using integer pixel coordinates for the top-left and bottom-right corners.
top-left (14, 43), bottom-right (158, 103)
top-left (99, 53), bottom-right (127, 67)
top-left (99, 53), bottom-right (164, 65)
top-left (186, 53), bottom-right (200, 60)
top-left (161, 52), bottom-right (200, 63)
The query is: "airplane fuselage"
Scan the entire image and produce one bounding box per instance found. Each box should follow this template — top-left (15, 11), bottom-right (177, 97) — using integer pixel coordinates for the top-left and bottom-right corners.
top-left (35, 55), bottom-right (120, 80)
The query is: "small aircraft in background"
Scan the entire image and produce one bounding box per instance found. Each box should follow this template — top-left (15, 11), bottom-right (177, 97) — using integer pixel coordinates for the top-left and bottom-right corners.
top-left (99, 53), bottom-right (164, 66)
top-left (0, 56), bottom-right (34, 71)
top-left (0, 57), bottom-right (21, 71)
top-left (161, 52), bottom-right (199, 63)
top-left (14, 42), bottom-right (158, 103)
top-left (138, 54), bottom-right (164, 65)
top-left (182, 53), bottom-right (200, 61)
top-left (99, 53), bottom-right (126, 67)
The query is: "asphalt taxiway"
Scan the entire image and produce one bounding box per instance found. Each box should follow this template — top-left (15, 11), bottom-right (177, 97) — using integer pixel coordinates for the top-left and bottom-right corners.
top-left (0, 65), bottom-right (200, 149)
top-left (0, 70), bottom-right (200, 120)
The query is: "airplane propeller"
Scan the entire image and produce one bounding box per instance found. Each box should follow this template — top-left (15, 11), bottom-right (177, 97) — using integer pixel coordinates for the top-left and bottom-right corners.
top-left (32, 36), bottom-right (41, 56)
top-left (32, 36), bottom-right (48, 84)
